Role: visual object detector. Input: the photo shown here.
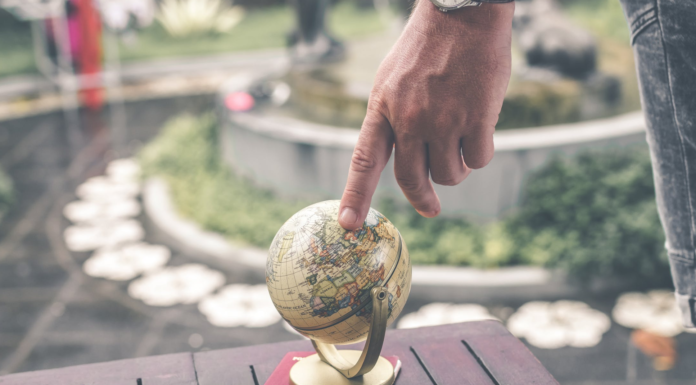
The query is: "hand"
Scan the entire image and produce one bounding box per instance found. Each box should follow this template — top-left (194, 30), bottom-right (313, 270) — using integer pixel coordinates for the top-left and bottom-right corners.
top-left (338, 0), bottom-right (514, 230)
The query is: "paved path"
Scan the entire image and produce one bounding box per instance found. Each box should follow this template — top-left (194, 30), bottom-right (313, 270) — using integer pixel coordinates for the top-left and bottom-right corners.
top-left (0, 96), bottom-right (300, 376)
top-left (0, 49), bottom-right (286, 102)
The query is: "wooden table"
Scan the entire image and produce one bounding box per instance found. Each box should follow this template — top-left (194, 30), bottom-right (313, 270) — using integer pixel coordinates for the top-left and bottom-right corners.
top-left (0, 320), bottom-right (558, 385)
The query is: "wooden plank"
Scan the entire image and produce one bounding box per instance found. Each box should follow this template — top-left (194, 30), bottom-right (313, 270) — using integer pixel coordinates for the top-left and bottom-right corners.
top-left (0, 321), bottom-right (557, 385)
top-left (465, 334), bottom-right (559, 385)
top-left (194, 333), bottom-right (440, 385)
top-left (380, 339), bottom-right (441, 385)
top-left (409, 341), bottom-right (496, 385)
top-left (412, 321), bottom-right (510, 341)
top-left (252, 347), bottom-right (305, 384)
top-left (195, 340), bottom-right (311, 385)
top-left (143, 374), bottom-right (198, 385)
top-left (130, 353), bottom-right (197, 385)
top-left (379, 321), bottom-right (508, 385)
top-left (194, 348), bottom-right (257, 385)
top-left (0, 378), bottom-right (131, 385)
top-left (0, 353), bottom-right (196, 385)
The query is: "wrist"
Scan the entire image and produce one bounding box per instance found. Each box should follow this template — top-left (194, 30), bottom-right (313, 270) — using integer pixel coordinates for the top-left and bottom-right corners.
top-left (410, 0), bottom-right (514, 36)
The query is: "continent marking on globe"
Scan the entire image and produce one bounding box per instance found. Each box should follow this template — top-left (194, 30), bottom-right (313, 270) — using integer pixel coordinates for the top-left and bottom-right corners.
top-left (295, 235), bottom-right (402, 331)
top-left (277, 231), bottom-right (295, 262)
top-left (266, 201), bottom-right (412, 345)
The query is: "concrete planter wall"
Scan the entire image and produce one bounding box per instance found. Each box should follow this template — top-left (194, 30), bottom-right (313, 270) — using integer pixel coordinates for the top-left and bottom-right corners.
top-left (218, 74), bottom-right (647, 221)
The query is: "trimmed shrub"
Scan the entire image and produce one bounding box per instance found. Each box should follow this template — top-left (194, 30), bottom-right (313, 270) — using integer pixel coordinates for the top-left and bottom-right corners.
top-left (506, 148), bottom-right (670, 284)
top-left (139, 113), bottom-right (306, 248)
top-left (377, 199), bottom-right (516, 268)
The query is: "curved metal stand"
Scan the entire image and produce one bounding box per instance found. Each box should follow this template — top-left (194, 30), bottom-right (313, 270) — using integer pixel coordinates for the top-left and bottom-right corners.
top-left (289, 287), bottom-right (395, 385)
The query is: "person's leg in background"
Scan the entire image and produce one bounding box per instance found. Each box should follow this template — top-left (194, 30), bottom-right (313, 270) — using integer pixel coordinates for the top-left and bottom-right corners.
top-left (620, 0), bottom-right (696, 328)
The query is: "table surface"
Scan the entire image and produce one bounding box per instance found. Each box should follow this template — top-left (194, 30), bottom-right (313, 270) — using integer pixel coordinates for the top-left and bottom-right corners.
top-left (0, 320), bottom-right (558, 385)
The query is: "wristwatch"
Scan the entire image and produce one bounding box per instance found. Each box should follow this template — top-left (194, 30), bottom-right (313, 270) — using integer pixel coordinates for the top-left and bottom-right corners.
top-left (429, 0), bottom-right (481, 12)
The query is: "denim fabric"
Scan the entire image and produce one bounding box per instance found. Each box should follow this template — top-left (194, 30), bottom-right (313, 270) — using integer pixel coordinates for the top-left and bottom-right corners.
top-left (620, 0), bottom-right (696, 328)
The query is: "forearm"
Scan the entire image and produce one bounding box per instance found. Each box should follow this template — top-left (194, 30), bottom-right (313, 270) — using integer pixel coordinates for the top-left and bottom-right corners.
top-left (410, 0), bottom-right (515, 37)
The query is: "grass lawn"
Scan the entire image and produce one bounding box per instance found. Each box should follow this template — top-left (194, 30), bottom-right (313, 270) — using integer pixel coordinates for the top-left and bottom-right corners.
top-left (0, 10), bottom-right (35, 78)
top-left (119, 2), bottom-right (385, 62)
top-left (561, 0), bottom-right (630, 43)
top-left (561, 0), bottom-right (641, 114)
top-left (0, 0), bottom-right (638, 119)
top-left (0, 1), bottom-right (385, 78)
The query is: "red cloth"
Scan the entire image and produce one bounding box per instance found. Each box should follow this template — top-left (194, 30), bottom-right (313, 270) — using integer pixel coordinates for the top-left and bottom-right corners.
top-left (75, 0), bottom-right (103, 110)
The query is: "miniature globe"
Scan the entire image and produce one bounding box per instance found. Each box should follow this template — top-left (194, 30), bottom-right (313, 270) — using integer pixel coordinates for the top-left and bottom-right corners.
top-left (267, 200), bottom-right (411, 345)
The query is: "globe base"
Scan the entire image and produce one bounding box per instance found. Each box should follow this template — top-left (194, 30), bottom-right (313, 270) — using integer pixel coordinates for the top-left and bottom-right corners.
top-left (290, 351), bottom-right (395, 385)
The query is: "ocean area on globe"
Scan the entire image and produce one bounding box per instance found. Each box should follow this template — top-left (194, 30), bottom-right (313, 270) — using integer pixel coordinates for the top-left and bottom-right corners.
top-left (266, 200), bottom-right (412, 345)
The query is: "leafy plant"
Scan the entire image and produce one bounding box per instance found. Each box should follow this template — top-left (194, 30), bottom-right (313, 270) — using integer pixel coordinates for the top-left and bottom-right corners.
top-left (138, 113), bottom-right (517, 267)
top-left (0, 8), bottom-right (34, 77)
top-left (560, 0), bottom-right (630, 44)
top-left (506, 148), bottom-right (670, 284)
top-left (377, 199), bottom-right (516, 268)
top-left (157, 0), bottom-right (245, 37)
top-left (140, 113), bottom-right (669, 284)
top-left (139, 113), bottom-right (306, 248)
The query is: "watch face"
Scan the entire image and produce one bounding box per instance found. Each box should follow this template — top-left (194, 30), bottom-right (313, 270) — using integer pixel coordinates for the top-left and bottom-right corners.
top-left (431, 0), bottom-right (470, 9)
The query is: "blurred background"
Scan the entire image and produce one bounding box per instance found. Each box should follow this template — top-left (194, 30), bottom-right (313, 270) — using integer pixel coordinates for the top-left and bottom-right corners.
top-left (0, 0), bottom-right (694, 383)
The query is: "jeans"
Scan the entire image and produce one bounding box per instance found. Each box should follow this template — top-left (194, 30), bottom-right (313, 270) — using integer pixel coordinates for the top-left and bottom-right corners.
top-left (620, 0), bottom-right (696, 327)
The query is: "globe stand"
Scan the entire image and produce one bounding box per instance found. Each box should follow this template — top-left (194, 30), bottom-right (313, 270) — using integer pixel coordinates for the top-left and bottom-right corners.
top-left (289, 287), bottom-right (395, 385)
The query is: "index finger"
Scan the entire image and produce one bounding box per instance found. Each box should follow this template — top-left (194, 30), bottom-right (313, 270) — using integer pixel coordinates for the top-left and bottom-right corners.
top-left (339, 110), bottom-right (394, 230)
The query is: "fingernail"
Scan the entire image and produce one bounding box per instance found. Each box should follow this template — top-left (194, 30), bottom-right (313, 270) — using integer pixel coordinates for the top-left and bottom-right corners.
top-left (416, 209), bottom-right (440, 218)
top-left (339, 207), bottom-right (358, 227)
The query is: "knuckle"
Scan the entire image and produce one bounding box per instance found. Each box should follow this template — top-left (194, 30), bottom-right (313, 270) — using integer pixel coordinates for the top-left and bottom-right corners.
top-left (400, 106), bottom-right (424, 125)
top-left (395, 130), bottom-right (418, 144)
top-left (350, 147), bottom-right (378, 173)
top-left (433, 114), bottom-right (456, 130)
top-left (367, 93), bottom-right (389, 115)
top-left (468, 154), bottom-right (493, 169)
top-left (366, 99), bottom-right (383, 115)
top-left (343, 186), bottom-right (368, 200)
top-left (395, 174), bottom-right (424, 194)
top-left (482, 123), bottom-right (497, 135)
top-left (467, 119), bottom-right (497, 134)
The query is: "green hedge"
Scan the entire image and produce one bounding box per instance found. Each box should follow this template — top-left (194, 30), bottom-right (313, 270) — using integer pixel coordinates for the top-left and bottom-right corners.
top-left (139, 113), bottom-right (306, 247)
top-left (378, 200), bottom-right (517, 269)
top-left (140, 113), bottom-right (669, 283)
top-left (506, 149), bottom-right (670, 284)
top-left (0, 9), bottom-right (35, 78)
top-left (138, 113), bottom-right (517, 267)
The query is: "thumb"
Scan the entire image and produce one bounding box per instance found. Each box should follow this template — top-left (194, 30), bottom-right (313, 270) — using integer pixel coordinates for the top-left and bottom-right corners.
top-left (339, 110), bottom-right (393, 230)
